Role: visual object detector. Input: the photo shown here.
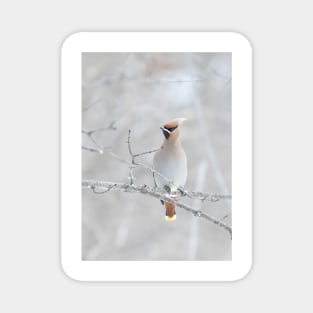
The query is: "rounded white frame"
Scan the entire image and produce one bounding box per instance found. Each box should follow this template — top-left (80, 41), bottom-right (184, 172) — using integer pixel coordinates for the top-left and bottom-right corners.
top-left (61, 32), bottom-right (252, 281)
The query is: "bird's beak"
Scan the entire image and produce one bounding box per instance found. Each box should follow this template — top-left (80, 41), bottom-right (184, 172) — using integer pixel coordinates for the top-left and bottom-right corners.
top-left (160, 126), bottom-right (170, 133)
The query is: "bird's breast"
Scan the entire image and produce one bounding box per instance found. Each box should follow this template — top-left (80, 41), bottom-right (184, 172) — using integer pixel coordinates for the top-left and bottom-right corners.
top-left (153, 147), bottom-right (187, 191)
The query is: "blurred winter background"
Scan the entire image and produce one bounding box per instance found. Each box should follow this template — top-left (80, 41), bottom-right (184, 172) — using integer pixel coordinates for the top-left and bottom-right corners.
top-left (82, 53), bottom-right (231, 261)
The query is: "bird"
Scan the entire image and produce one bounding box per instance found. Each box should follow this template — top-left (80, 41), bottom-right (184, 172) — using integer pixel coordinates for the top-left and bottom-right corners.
top-left (153, 118), bottom-right (188, 221)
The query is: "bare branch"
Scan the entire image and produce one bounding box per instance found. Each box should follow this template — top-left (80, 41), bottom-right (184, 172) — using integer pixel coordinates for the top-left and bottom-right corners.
top-left (82, 146), bottom-right (104, 154)
top-left (110, 151), bottom-right (132, 166)
top-left (82, 122), bottom-right (117, 154)
top-left (133, 148), bottom-right (161, 158)
top-left (82, 122), bottom-right (117, 137)
top-left (127, 129), bottom-right (136, 184)
top-left (82, 179), bottom-right (232, 238)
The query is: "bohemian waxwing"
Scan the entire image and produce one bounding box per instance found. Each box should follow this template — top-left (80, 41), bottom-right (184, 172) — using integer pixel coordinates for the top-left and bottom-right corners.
top-left (153, 118), bottom-right (187, 221)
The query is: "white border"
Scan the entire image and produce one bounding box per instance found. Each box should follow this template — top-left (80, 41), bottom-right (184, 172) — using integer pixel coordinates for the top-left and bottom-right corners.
top-left (61, 32), bottom-right (252, 281)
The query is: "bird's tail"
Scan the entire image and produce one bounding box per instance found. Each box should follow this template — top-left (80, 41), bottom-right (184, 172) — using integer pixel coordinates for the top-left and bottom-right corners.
top-left (164, 195), bottom-right (177, 221)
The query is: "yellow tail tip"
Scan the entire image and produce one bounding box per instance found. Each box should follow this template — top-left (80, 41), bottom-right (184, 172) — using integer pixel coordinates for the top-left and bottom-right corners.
top-left (165, 214), bottom-right (176, 221)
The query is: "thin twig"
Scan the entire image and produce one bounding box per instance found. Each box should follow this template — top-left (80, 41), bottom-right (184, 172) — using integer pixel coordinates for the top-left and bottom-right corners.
top-left (110, 151), bottom-right (132, 165)
top-left (82, 146), bottom-right (104, 154)
top-left (127, 130), bottom-right (136, 184)
top-left (133, 148), bottom-right (161, 157)
top-left (82, 122), bottom-right (117, 154)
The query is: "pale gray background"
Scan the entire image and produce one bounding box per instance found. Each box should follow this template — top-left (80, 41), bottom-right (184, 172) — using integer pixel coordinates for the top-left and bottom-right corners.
top-left (82, 52), bottom-right (232, 261)
top-left (1, 1), bottom-right (312, 312)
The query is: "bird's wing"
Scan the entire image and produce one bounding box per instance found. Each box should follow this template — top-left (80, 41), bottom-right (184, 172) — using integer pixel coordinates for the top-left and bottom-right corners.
top-left (153, 171), bottom-right (164, 205)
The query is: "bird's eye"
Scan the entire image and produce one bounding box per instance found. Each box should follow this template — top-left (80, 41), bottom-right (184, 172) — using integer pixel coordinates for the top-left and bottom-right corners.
top-left (166, 125), bottom-right (178, 132)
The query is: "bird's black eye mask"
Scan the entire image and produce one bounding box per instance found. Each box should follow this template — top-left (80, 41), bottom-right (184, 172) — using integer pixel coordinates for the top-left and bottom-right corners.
top-left (165, 125), bottom-right (178, 132)
top-left (162, 129), bottom-right (170, 139)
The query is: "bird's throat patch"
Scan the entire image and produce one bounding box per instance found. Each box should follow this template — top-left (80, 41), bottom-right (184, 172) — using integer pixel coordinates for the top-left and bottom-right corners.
top-left (163, 129), bottom-right (170, 139)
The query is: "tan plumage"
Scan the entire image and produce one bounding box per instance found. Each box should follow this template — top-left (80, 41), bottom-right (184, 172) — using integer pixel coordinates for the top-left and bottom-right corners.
top-left (153, 118), bottom-right (187, 221)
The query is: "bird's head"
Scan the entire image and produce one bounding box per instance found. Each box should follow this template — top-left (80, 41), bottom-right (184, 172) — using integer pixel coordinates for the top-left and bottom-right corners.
top-left (160, 117), bottom-right (187, 141)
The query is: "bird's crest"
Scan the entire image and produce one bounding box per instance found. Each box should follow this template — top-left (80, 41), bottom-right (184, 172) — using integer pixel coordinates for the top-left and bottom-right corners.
top-left (164, 117), bottom-right (187, 129)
